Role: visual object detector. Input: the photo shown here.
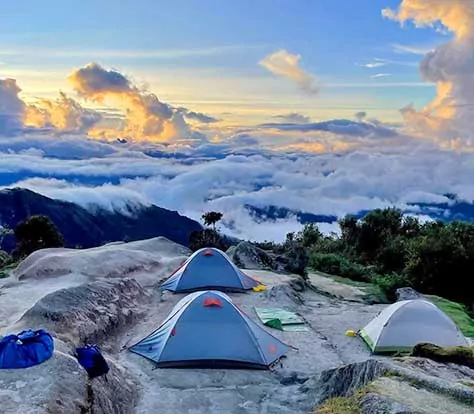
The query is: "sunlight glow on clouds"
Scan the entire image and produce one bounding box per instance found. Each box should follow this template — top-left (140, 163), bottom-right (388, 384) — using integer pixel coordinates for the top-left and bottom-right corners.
top-left (259, 49), bottom-right (319, 94)
top-left (0, 135), bottom-right (472, 242)
top-left (384, 0), bottom-right (474, 148)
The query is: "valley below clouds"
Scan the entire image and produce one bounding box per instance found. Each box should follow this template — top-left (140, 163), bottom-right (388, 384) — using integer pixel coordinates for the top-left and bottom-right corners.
top-left (0, 130), bottom-right (472, 242)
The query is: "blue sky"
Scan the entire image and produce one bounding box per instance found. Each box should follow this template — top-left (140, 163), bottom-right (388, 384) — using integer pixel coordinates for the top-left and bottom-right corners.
top-left (2, 0), bottom-right (474, 240)
top-left (0, 1), bottom-right (448, 123)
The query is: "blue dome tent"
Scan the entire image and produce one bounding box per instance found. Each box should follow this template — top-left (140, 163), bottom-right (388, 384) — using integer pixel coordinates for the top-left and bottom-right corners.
top-left (159, 247), bottom-right (263, 293)
top-left (128, 290), bottom-right (289, 369)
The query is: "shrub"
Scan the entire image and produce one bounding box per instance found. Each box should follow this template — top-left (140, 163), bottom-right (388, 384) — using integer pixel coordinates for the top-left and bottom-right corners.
top-left (372, 273), bottom-right (409, 302)
top-left (283, 245), bottom-right (309, 278)
top-left (188, 229), bottom-right (228, 252)
top-left (309, 253), bottom-right (371, 282)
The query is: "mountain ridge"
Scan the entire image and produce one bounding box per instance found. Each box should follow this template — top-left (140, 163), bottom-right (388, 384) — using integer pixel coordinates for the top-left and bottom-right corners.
top-left (0, 188), bottom-right (202, 251)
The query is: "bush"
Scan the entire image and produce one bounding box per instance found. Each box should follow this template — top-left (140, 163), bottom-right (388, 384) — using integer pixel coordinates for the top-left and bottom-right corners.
top-left (309, 253), bottom-right (371, 282)
top-left (283, 245), bottom-right (309, 278)
top-left (372, 273), bottom-right (409, 302)
top-left (188, 229), bottom-right (229, 252)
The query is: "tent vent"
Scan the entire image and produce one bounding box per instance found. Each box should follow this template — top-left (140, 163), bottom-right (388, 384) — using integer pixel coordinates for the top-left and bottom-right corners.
top-left (202, 249), bottom-right (214, 256)
top-left (203, 298), bottom-right (223, 307)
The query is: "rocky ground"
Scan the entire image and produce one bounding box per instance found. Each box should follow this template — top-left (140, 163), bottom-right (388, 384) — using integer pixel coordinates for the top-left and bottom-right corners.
top-left (0, 237), bottom-right (473, 413)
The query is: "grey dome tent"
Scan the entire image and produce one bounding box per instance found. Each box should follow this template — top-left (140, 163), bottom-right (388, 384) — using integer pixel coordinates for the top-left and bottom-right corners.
top-left (359, 299), bottom-right (468, 354)
top-left (128, 290), bottom-right (289, 369)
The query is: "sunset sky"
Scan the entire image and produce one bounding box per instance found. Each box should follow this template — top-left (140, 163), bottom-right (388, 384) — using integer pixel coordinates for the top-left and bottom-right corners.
top-left (1, 0), bottom-right (446, 124)
top-left (1, 0), bottom-right (473, 241)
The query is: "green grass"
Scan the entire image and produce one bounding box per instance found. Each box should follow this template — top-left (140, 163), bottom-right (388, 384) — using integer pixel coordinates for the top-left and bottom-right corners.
top-left (314, 396), bottom-right (362, 414)
top-left (426, 295), bottom-right (474, 338)
top-left (314, 388), bottom-right (371, 414)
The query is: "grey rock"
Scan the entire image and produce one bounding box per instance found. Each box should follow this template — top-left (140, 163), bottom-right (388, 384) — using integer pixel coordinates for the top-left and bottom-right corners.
top-left (396, 287), bottom-right (424, 301)
top-left (303, 359), bottom-right (388, 405)
top-left (360, 392), bottom-right (419, 414)
top-left (0, 348), bottom-right (138, 414)
top-left (20, 278), bottom-right (151, 346)
top-left (263, 283), bottom-right (305, 305)
top-left (227, 241), bottom-right (280, 271)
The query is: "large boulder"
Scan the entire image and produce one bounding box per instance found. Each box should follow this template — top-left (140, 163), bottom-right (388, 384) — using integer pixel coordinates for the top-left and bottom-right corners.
top-left (395, 287), bottom-right (424, 301)
top-left (0, 341), bottom-right (138, 414)
top-left (305, 356), bottom-right (474, 413)
top-left (12, 237), bottom-right (189, 284)
top-left (20, 278), bottom-right (151, 346)
top-left (226, 241), bottom-right (279, 271)
top-left (411, 343), bottom-right (474, 369)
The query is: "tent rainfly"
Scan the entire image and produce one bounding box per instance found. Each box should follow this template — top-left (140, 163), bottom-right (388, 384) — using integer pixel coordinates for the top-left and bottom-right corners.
top-left (128, 290), bottom-right (289, 369)
top-left (359, 299), bottom-right (469, 354)
top-left (159, 247), bottom-right (262, 293)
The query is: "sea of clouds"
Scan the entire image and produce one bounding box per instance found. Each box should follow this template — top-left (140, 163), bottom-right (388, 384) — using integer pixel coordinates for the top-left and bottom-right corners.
top-left (1, 0), bottom-right (474, 242)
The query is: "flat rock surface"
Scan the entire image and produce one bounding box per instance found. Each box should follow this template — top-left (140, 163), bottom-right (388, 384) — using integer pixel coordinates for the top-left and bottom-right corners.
top-left (1, 238), bottom-right (473, 413)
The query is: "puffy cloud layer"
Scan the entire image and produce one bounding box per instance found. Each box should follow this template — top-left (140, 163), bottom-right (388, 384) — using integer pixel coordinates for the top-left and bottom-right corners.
top-left (68, 63), bottom-right (205, 142)
top-left (1, 63), bottom-right (215, 142)
top-left (383, 0), bottom-right (474, 148)
top-left (259, 49), bottom-right (319, 93)
top-left (24, 92), bottom-right (102, 133)
top-left (0, 128), bottom-right (472, 242)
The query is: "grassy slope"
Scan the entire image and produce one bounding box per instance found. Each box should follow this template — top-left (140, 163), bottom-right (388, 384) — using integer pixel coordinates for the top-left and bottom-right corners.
top-left (426, 295), bottom-right (474, 338)
top-left (312, 271), bottom-right (474, 339)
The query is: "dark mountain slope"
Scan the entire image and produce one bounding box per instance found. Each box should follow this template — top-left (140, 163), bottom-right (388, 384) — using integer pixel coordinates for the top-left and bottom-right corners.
top-left (0, 188), bottom-right (202, 252)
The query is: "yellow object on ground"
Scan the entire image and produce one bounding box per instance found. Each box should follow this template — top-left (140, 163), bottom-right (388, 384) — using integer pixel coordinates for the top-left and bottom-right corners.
top-left (346, 330), bottom-right (357, 337)
top-left (253, 284), bottom-right (266, 292)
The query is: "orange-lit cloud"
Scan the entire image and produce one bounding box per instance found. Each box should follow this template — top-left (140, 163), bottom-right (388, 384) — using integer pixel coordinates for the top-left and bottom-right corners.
top-left (383, 0), bottom-right (474, 145)
top-left (24, 92), bottom-right (101, 132)
top-left (67, 63), bottom-right (202, 142)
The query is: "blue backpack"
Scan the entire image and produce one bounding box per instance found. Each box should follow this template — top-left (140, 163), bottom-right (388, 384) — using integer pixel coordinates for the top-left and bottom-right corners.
top-left (75, 344), bottom-right (110, 379)
top-left (0, 329), bottom-right (54, 369)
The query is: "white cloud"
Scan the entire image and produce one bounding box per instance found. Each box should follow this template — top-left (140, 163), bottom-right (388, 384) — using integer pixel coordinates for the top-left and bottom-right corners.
top-left (1, 129), bottom-right (474, 242)
top-left (259, 49), bottom-right (319, 93)
top-left (362, 59), bottom-right (387, 68)
top-left (371, 73), bottom-right (392, 78)
top-left (0, 78), bottom-right (25, 134)
top-left (391, 43), bottom-right (435, 55)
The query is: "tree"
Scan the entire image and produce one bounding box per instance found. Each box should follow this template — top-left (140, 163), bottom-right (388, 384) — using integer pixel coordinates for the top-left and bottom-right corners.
top-left (0, 224), bottom-right (12, 248)
top-left (299, 223), bottom-right (322, 248)
top-left (13, 215), bottom-right (64, 258)
top-left (201, 211), bottom-right (223, 230)
top-left (188, 229), bottom-right (228, 252)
